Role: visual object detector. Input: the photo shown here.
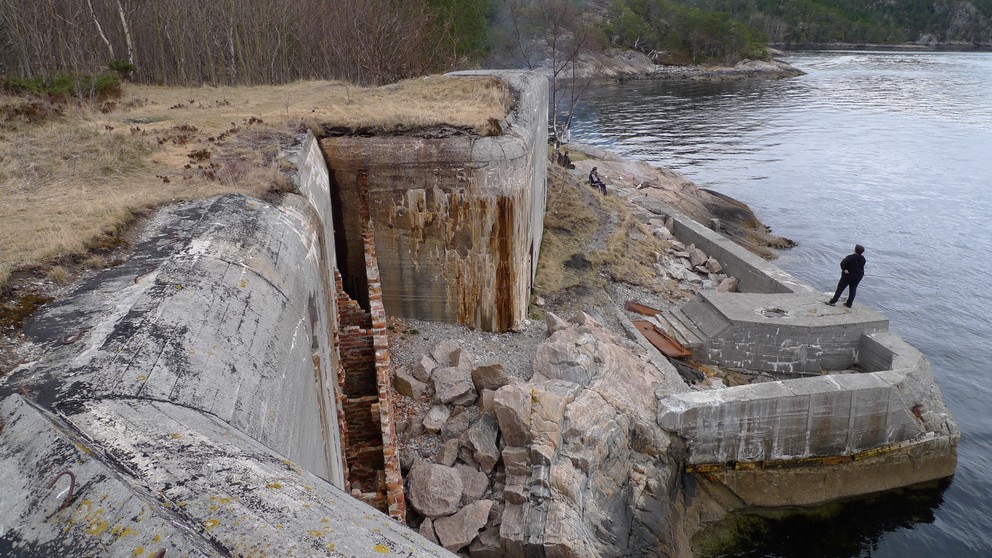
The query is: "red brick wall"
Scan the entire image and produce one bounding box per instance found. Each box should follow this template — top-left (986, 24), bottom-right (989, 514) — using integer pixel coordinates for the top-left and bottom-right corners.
top-left (332, 176), bottom-right (407, 521)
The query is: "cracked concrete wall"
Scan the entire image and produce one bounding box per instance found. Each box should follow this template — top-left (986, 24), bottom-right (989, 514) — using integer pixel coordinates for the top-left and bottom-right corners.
top-left (320, 71), bottom-right (548, 332)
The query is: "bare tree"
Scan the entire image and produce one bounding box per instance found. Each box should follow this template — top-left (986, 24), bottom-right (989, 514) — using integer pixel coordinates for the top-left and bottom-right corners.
top-left (505, 0), bottom-right (604, 143)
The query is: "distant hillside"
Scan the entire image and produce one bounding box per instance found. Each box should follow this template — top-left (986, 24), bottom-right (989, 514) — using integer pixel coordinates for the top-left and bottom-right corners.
top-left (604, 0), bottom-right (992, 52)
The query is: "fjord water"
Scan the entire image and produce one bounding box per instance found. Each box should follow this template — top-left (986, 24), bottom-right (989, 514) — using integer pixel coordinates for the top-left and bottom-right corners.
top-left (570, 51), bottom-right (992, 557)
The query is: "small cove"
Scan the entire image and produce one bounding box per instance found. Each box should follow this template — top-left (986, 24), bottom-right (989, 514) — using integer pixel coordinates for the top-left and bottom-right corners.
top-left (571, 51), bottom-right (992, 557)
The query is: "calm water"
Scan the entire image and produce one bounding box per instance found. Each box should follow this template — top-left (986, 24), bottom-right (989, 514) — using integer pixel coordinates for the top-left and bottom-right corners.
top-left (571, 52), bottom-right (992, 557)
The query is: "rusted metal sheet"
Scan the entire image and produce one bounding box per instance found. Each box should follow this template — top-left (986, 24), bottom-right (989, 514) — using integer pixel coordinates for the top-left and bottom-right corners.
top-left (625, 301), bottom-right (663, 316)
top-left (633, 320), bottom-right (692, 359)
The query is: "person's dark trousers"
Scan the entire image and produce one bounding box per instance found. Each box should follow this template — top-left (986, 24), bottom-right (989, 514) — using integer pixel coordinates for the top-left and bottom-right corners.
top-left (829, 276), bottom-right (861, 306)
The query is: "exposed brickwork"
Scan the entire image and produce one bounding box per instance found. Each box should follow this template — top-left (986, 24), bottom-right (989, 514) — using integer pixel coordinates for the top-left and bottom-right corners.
top-left (332, 177), bottom-right (407, 521)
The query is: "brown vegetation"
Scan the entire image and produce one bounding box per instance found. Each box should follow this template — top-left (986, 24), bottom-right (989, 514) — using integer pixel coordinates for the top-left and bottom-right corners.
top-left (0, 0), bottom-right (482, 86)
top-left (0, 76), bottom-right (511, 288)
top-left (535, 164), bottom-right (681, 313)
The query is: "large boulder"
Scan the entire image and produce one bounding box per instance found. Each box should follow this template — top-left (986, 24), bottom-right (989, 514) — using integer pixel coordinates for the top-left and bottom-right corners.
top-left (433, 365), bottom-right (476, 404)
top-left (434, 500), bottom-right (494, 552)
top-left (472, 363), bottom-right (511, 392)
top-left (497, 317), bottom-right (682, 557)
top-left (407, 463), bottom-right (464, 519)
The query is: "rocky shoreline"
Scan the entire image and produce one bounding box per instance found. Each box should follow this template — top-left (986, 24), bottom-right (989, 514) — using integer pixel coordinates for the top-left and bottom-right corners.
top-left (583, 48), bottom-right (806, 82)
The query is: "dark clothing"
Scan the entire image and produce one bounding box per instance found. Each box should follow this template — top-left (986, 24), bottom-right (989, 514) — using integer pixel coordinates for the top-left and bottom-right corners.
top-left (840, 253), bottom-right (866, 280)
top-left (589, 170), bottom-right (606, 195)
top-left (829, 253), bottom-right (866, 306)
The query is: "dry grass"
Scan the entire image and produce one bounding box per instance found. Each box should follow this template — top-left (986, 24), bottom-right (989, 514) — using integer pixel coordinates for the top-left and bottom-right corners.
top-left (534, 166), bottom-right (600, 297)
top-left (592, 202), bottom-right (675, 293)
top-left (0, 76), bottom-right (512, 286)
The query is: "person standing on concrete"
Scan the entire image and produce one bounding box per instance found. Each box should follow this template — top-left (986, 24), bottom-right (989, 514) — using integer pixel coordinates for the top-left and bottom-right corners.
top-left (826, 244), bottom-right (866, 308)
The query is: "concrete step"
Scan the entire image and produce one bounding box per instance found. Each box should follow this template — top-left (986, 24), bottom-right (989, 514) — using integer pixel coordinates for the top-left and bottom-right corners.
top-left (651, 309), bottom-right (704, 348)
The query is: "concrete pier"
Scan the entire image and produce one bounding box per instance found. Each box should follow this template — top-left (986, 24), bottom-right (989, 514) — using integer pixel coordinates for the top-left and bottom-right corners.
top-left (651, 203), bottom-right (959, 507)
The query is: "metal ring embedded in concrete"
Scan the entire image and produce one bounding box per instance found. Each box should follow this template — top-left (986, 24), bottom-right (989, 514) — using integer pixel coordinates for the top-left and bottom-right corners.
top-left (46, 469), bottom-right (76, 510)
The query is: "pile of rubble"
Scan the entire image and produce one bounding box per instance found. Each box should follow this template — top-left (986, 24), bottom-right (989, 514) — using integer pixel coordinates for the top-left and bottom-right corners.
top-left (393, 312), bottom-right (686, 556)
top-left (648, 215), bottom-right (739, 293)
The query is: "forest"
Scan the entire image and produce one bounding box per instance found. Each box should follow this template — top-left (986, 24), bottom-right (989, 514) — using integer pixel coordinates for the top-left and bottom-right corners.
top-left (1, 0), bottom-right (990, 90)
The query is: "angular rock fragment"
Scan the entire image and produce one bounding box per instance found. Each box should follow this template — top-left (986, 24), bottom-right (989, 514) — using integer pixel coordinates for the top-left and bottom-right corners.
top-left (437, 438), bottom-right (461, 467)
top-left (471, 363), bottom-right (510, 392)
top-left (434, 499), bottom-right (493, 552)
top-left (493, 384), bottom-right (532, 447)
top-left (717, 276), bottom-right (739, 292)
top-left (433, 365), bottom-right (476, 404)
top-left (704, 257), bottom-right (723, 274)
top-left (419, 517), bottom-right (440, 545)
top-left (432, 339), bottom-right (461, 367)
top-left (478, 389), bottom-right (496, 415)
top-left (451, 347), bottom-right (475, 369)
top-left (423, 405), bottom-right (451, 434)
top-left (466, 414), bottom-right (500, 473)
top-left (468, 524), bottom-right (502, 558)
top-left (394, 368), bottom-right (427, 398)
top-left (501, 446), bottom-right (530, 476)
top-left (689, 245), bottom-right (708, 268)
top-left (457, 463), bottom-right (489, 505)
top-left (545, 312), bottom-right (570, 335)
top-left (412, 354), bottom-right (438, 383)
top-left (441, 411), bottom-right (472, 441)
top-left (407, 463), bottom-right (464, 518)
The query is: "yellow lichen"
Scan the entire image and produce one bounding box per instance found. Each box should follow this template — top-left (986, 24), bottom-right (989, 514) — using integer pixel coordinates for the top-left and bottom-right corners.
top-left (86, 520), bottom-right (110, 536)
top-left (203, 519), bottom-right (220, 530)
top-left (132, 547), bottom-right (145, 557)
top-left (374, 544), bottom-right (390, 554)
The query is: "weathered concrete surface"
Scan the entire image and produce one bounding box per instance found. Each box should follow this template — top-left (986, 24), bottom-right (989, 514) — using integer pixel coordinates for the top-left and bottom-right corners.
top-left (680, 291), bottom-right (890, 374)
top-left (320, 71), bottom-right (548, 332)
top-left (0, 194), bottom-right (454, 556)
top-left (0, 394), bottom-right (452, 556)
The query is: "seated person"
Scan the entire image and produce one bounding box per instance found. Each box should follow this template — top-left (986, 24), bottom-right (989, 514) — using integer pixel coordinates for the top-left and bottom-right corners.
top-left (589, 166), bottom-right (606, 195)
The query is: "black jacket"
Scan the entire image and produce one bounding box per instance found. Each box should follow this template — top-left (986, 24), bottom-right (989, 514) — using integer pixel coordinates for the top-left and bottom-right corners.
top-left (840, 253), bottom-right (866, 280)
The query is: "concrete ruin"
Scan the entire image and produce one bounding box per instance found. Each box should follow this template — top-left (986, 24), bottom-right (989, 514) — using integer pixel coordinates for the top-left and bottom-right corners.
top-left (648, 201), bottom-right (959, 508)
top-left (321, 71), bottom-right (547, 333)
top-left (0, 67), bottom-right (957, 557)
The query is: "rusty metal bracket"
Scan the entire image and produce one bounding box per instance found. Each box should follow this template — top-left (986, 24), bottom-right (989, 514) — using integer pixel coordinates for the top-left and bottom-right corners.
top-left (46, 469), bottom-right (76, 510)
